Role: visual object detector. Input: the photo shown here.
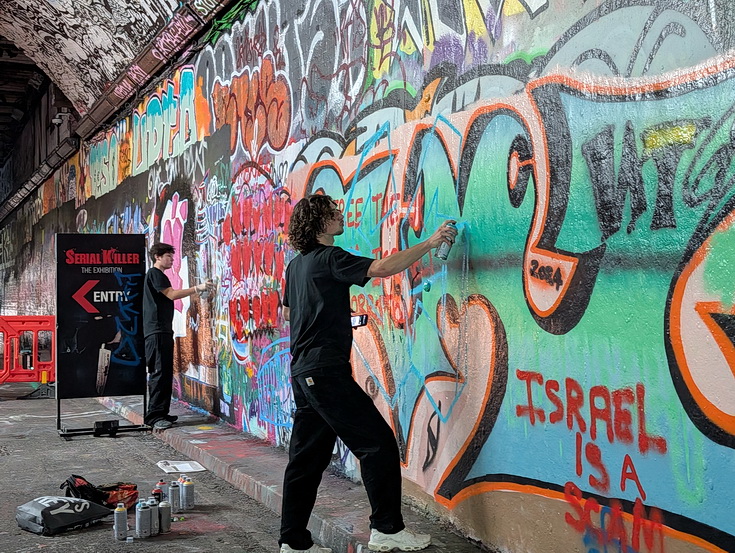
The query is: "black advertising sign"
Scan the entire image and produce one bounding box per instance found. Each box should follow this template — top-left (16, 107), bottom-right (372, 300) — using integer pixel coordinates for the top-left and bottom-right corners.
top-left (56, 234), bottom-right (146, 399)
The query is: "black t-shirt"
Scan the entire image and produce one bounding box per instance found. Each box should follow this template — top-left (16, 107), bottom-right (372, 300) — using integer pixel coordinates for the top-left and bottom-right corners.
top-left (284, 245), bottom-right (374, 375)
top-left (143, 267), bottom-right (174, 337)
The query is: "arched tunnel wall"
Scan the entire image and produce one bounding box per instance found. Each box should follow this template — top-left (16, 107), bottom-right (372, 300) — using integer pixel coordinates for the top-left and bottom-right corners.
top-left (1, 1), bottom-right (735, 551)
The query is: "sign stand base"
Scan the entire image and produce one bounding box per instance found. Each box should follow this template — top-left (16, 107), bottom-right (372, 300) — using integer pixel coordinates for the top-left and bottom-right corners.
top-left (17, 383), bottom-right (56, 400)
top-left (58, 423), bottom-right (148, 440)
top-left (56, 396), bottom-right (149, 439)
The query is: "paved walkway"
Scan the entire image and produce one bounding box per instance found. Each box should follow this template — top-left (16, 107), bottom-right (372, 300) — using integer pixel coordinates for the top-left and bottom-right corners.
top-left (2, 383), bottom-right (281, 552)
top-left (97, 395), bottom-right (484, 553)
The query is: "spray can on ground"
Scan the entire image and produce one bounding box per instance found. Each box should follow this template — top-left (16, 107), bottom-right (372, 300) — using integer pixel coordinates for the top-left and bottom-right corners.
top-left (182, 477), bottom-right (195, 510)
top-left (178, 477), bottom-right (187, 509)
top-left (135, 500), bottom-right (151, 538)
top-left (152, 486), bottom-right (163, 503)
top-left (158, 501), bottom-right (172, 533)
top-left (113, 502), bottom-right (127, 541)
top-left (434, 222), bottom-right (457, 260)
top-left (169, 480), bottom-right (181, 513)
top-left (156, 479), bottom-right (169, 501)
top-left (147, 498), bottom-right (160, 536)
top-left (177, 474), bottom-right (187, 504)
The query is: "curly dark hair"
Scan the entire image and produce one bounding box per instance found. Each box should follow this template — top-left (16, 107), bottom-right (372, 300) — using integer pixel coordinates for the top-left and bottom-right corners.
top-left (149, 242), bottom-right (175, 262)
top-left (288, 194), bottom-right (337, 254)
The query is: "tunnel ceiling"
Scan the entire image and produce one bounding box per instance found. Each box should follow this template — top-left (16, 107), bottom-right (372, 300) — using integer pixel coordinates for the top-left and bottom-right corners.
top-left (0, 0), bottom-right (181, 114)
top-left (0, 0), bottom-right (240, 166)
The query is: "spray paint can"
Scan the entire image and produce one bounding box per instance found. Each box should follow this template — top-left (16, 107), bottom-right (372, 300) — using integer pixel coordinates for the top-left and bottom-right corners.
top-left (135, 500), bottom-right (151, 538)
top-left (158, 501), bottom-right (172, 533)
top-left (434, 222), bottom-right (457, 260)
top-left (169, 480), bottom-right (181, 513)
top-left (178, 473), bottom-right (187, 486)
top-left (178, 477), bottom-right (187, 509)
top-left (156, 479), bottom-right (169, 501)
top-left (113, 502), bottom-right (127, 541)
top-left (198, 277), bottom-right (217, 299)
top-left (152, 486), bottom-right (163, 503)
top-left (182, 477), bottom-right (195, 510)
top-left (147, 498), bottom-right (160, 536)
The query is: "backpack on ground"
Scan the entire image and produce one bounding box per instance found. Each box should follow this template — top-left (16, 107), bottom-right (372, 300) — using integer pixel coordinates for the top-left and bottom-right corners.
top-left (60, 474), bottom-right (138, 509)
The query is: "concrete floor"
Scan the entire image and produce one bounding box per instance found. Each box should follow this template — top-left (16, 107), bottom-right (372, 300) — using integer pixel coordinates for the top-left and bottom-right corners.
top-left (1, 381), bottom-right (485, 553)
top-left (0, 382), bottom-right (281, 553)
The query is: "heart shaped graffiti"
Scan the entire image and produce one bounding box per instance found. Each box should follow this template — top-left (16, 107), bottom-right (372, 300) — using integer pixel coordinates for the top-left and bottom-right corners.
top-left (352, 292), bottom-right (508, 503)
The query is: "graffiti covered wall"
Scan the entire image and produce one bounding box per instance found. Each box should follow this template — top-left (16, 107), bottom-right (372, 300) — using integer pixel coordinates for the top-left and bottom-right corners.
top-left (2, 0), bottom-right (735, 551)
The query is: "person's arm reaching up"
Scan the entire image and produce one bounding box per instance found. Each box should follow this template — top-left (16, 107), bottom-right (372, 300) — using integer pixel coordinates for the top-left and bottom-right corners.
top-left (367, 221), bottom-right (457, 278)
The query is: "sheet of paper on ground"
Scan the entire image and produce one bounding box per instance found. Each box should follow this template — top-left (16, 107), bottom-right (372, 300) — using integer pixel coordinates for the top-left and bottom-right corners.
top-left (157, 460), bottom-right (206, 473)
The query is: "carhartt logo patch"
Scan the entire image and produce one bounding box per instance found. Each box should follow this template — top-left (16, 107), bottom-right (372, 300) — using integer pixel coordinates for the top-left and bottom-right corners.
top-left (305, 377), bottom-right (315, 386)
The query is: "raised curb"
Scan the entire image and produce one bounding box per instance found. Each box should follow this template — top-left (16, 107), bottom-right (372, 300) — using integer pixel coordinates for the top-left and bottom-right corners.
top-left (97, 396), bottom-right (483, 553)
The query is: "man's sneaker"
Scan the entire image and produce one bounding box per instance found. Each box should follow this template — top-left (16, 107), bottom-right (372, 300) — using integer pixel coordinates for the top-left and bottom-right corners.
top-left (279, 544), bottom-right (332, 553)
top-left (153, 419), bottom-right (172, 430)
top-left (163, 414), bottom-right (178, 423)
top-left (368, 528), bottom-right (431, 551)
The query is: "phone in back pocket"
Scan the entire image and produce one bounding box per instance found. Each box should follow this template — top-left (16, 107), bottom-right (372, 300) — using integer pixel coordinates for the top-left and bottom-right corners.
top-left (351, 314), bottom-right (368, 328)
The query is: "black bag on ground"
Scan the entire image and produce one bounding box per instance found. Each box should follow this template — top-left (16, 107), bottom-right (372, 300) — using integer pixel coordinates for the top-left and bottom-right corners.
top-left (59, 474), bottom-right (108, 505)
top-left (16, 496), bottom-right (111, 535)
top-left (60, 474), bottom-right (138, 509)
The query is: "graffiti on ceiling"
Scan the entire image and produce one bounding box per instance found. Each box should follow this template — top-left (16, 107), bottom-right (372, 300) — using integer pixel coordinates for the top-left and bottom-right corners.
top-left (0, 0), bottom-right (180, 114)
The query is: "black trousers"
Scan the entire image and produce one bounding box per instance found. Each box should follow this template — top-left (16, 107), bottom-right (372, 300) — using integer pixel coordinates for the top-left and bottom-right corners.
top-left (144, 333), bottom-right (174, 425)
top-left (279, 367), bottom-right (405, 549)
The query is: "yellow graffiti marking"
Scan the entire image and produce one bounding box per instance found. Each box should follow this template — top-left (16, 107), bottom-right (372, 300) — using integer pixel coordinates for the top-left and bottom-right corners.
top-left (463, 0), bottom-right (487, 36)
top-left (503, 0), bottom-right (526, 16)
top-left (642, 123), bottom-right (697, 155)
top-left (400, 24), bottom-right (419, 55)
top-left (370, 0), bottom-right (396, 77)
top-left (422, 0), bottom-right (435, 51)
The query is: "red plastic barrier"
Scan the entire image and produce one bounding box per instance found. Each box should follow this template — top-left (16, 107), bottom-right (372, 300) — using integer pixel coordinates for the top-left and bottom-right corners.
top-left (0, 316), bottom-right (55, 385)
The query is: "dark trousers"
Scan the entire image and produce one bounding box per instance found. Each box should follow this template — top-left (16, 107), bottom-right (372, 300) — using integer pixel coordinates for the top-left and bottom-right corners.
top-left (144, 333), bottom-right (174, 425)
top-left (279, 367), bottom-right (405, 549)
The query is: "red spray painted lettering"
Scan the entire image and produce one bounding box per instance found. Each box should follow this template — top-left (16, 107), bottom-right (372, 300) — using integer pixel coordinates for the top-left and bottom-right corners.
top-left (515, 371), bottom-right (666, 496)
top-left (515, 371), bottom-right (667, 456)
top-left (565, 481), bottom-right (665, 553)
